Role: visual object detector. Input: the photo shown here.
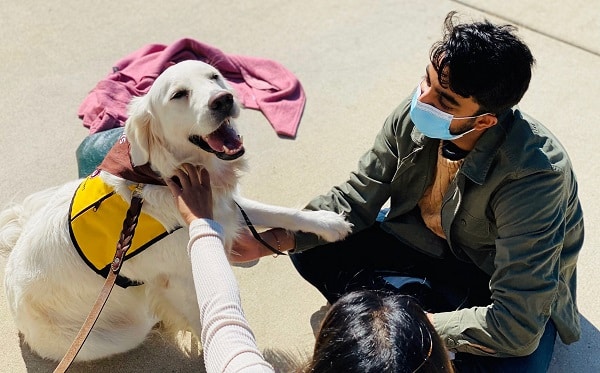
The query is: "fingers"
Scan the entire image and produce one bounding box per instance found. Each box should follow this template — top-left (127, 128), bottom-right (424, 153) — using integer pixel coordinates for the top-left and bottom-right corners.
top-left (169, 164), bottom-right (210, 191)
top-left (199, 167), bottom-right (211, 187)
top-left (165, 178), bottom-right (180, 196)
top-left (182, 164), bottom-right (210, 189)
top-left (171, 168), bottom-right (191, 190)
top-left (181, 163), bottom-right (197, 182)
top-left (183, 164), bottom-right (204, 188)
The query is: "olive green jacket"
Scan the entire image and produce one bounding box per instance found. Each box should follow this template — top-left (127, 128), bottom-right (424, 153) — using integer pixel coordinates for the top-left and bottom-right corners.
top-left (295, 95), bottom-right (584, 357)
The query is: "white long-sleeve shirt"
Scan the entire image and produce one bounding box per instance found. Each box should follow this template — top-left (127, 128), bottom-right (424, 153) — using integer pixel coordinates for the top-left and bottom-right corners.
top-left (188, 219), bottom-right (275, 373)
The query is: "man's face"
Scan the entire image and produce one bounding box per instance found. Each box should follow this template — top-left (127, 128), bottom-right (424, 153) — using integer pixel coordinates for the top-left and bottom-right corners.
top-left (418, 65), bottom-right (482, 135)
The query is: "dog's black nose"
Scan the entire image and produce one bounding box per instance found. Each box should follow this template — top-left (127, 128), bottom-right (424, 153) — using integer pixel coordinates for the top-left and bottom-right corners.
top-left (209, 92), bottom-right (234, 114)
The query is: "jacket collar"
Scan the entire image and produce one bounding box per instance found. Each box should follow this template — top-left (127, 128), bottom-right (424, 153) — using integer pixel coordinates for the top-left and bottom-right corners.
top-left (460, 108), bottom-right (514, 185)
top-left (410, 108), bottom-right (515, 185)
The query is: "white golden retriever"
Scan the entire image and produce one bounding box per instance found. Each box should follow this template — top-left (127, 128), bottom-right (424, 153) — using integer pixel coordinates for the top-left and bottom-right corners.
top-left (0, 60), bottom-right (352, 362)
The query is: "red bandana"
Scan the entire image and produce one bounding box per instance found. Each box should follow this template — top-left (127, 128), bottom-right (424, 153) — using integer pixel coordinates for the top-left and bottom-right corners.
top-left (97, 133), bottom-right (166, 186)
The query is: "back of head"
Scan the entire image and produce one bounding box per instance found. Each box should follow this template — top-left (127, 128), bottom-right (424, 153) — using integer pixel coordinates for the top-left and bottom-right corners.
top-left (430, 11), bottom-right (535, 113)
top-left (305, 291), bottom-right (453, 373)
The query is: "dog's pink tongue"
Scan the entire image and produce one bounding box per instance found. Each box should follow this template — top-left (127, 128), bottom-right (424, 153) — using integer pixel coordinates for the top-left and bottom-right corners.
top-left (204, 123), bottom-right (243, 153)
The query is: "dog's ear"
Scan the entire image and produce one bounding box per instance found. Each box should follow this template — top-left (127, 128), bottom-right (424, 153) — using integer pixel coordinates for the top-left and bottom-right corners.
top-left (125, 96), bottom-right (155, 166)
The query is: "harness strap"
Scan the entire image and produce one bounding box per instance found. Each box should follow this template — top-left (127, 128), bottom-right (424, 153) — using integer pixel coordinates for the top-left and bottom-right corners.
top-left (54, 185), bottom-right (145, 372)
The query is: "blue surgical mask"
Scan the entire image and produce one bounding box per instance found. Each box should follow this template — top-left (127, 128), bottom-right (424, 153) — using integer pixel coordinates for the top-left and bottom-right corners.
top-left (409, 83), bottom-right (486, 140)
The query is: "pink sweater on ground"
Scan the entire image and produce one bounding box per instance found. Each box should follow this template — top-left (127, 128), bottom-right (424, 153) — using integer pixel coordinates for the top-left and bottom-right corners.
top-left (78, 38), bottom-right (306, 138)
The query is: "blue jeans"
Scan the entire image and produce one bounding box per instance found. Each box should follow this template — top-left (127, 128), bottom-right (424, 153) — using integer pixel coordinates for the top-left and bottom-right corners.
top-left (290, 223), bottom-right (557, 372)
top-left (452, 320), bottom-right (556, 372)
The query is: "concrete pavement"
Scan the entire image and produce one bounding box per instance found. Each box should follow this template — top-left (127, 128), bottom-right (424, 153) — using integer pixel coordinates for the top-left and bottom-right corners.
top-left (0, 1), bottom-right (598, 371)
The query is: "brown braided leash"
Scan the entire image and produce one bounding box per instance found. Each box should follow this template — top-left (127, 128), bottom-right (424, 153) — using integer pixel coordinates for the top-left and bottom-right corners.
top-left (54, 184), bottom-right (145, 373)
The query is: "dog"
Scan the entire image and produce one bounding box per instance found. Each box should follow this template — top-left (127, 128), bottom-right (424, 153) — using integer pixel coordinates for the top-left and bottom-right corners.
top-left (0, 60), bottom-right (352, 362)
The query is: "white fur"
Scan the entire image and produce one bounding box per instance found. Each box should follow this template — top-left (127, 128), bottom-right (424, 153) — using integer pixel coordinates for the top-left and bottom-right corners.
top-left (0, 60), bottom-right (352, 362)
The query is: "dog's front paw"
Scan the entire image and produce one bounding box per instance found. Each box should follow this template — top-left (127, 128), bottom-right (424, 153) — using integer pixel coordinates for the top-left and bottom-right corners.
top-left (300, 210), bottom-right (353, 242)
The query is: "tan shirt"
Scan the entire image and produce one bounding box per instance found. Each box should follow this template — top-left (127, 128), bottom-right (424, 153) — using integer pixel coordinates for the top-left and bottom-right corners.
top-left (418, 142), bottom-right (463, 239)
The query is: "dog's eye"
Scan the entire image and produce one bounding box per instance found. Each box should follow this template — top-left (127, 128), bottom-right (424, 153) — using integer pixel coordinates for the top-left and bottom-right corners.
top-left (171, 90), bottom-right (189, 100)
top-left (210, 73), bottom-right (220, 81)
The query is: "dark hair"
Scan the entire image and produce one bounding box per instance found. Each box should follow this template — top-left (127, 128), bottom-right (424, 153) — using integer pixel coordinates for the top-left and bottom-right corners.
top-left (430, 11), bottom-right (535, 114)
top-left (304, 291), bottom-right (453, 373)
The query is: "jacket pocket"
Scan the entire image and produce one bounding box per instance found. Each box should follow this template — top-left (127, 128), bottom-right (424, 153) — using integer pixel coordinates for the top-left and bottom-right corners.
top-left (454, 210), bottom-right (493, 239)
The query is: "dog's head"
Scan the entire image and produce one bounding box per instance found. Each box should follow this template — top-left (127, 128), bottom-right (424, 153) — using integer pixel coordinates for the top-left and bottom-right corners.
top-left (124, 60), bottom-right (246, 178)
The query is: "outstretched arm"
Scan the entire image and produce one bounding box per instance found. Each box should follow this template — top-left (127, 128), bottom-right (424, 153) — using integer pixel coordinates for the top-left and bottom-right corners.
top-left (228, 227), bottom-right (295, 263)
top-left (167, 164), bottom-right (274, 372)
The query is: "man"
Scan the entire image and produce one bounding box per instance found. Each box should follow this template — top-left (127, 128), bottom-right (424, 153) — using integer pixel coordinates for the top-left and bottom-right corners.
top-left (232, 11), bottom-right (584, 372)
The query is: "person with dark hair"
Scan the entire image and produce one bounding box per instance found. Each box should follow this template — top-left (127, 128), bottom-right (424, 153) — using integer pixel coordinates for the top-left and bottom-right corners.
top-left (166, 164), bottom-right (453, 372)
top-left (307, 290), bottom-right (453, 373)
top-left (231, 11), bottom-right (584, 372)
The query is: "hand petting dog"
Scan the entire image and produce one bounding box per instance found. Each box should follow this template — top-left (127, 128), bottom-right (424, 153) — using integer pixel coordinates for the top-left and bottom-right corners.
top-left (166, 164), bottom-right (213, 225)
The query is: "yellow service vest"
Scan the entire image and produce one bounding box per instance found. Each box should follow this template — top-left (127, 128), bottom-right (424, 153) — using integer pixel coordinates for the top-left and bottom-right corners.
top-left (69, 175), bottom-right (175, 287)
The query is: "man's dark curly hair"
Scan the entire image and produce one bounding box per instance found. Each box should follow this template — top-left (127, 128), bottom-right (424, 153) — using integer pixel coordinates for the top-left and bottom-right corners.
top-left (430, 11), bottom-right (535, 114)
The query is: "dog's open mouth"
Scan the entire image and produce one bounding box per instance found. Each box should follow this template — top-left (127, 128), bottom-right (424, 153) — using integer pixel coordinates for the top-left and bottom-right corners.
top-left (189, 119), bottom-right (245, 160)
